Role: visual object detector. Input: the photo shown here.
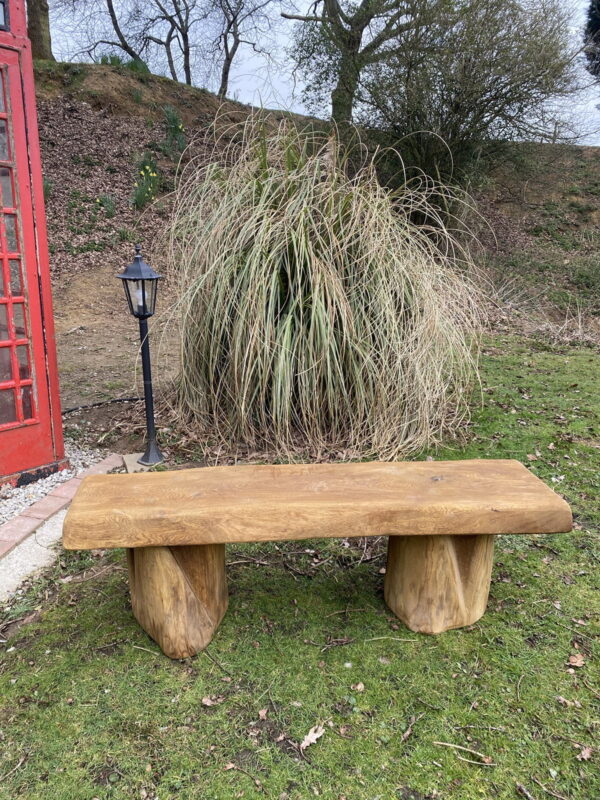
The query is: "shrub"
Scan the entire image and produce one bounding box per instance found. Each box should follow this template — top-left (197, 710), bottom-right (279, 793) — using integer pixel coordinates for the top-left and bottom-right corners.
top-left (163, 121), bottom-right (481, 458)
top-left (99, 54), bottom-right (126, 66)
top-left (132, 153), bottom-right (160, 210)
top-left (96, 194), bottom-right (116, 218)
top-left (162, 105), bottom-right (186, 158)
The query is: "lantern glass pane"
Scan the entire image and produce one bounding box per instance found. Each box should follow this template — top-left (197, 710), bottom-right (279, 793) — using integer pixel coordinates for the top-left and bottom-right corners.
top-left (0, 388), bottom-right (16, 424)
top-left (144, 279), bottom-right (158, 315)
top-left (0, 345), bottom-right (10, 381)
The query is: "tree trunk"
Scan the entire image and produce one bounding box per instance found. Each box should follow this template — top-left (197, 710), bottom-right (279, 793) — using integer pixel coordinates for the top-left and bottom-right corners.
top-left (218, 34), bottom-right (239, 100)
top-left (331, 51), bottom-right (360, 127)
top-left (26, 0), bottom-right (55, 61)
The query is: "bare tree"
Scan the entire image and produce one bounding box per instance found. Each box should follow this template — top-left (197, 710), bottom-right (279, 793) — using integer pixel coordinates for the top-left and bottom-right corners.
top-left (52, 0), bottom-right (285, 95)
top-left (51, 0), bottom-right (203, 84)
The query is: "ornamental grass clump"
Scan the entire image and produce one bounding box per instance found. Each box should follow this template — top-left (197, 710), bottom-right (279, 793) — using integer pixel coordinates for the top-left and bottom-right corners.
top-left (164, 120), bottom-right (481, 458)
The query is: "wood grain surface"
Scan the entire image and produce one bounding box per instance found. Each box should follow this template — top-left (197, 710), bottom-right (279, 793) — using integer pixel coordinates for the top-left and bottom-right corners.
top-left (384, 534), bottom-right (495, 634)
top-left (127, 543), bottom-right (228, 658)
top-left (63, 459), bottom-right (572, 550)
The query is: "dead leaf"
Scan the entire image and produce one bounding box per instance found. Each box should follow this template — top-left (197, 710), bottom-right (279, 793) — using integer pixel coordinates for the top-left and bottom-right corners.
top-left (351, 682), bottom-right (365, 692)
top-left (577, 746), bottom-right (592, 761)
top-left (548, 442), bottom-right (556, 450)
top-left (556, 696), bottom-right (581, 708)
top-left (526, 454), bottom-right (538, 461)
top-left (258, 709), bottom-right (268, 720)
top-left (568, 654), bottom-right (585, 668)
top-left (224, 763), bottom-right (236, 771)
top-left (202, 695), bottom-right (225, 707)
top-left (300, 725), bottom-right (325, 752)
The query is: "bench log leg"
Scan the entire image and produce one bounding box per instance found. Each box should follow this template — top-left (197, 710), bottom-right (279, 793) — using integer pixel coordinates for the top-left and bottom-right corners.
top-left (126, 544), bottom-right (228, 659)
top-left (384, 534), bottom-right (494, 634)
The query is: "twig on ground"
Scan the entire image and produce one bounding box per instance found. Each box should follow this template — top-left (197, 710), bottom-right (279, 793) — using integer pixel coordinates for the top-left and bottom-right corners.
top-left (325, 608), bottom-right (369, 617)
top-left (582, 679), bottom-right (600, 700)
top-left (0, 755), bottom-right (27, 782)
top-left (453, 724), bottom-right (506, 732)
top-left (456, 755), bottom-right (496, 766)
top-left (401, 713), bottom-right (424, 743)
top-left (132, 645), bottom-right (159, 655)
top-left (364, 636), bottom-right (419, 643)
top-left (433, 741), bottom-right (495, 765)
top-left (533, 779), bottom-right (570, 800)
top-left (203, 647), bottom-right (233, 676)
top-left (227, 559), bottom-right (270, 567)
top-left (516, 674), bottom-right (524, 702)
top-left (516, 784), bottom-right (537, 800)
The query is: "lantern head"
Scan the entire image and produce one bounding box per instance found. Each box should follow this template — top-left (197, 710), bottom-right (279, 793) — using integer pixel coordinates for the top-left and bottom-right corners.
top-left (117, 245), bottom-right (161, 319)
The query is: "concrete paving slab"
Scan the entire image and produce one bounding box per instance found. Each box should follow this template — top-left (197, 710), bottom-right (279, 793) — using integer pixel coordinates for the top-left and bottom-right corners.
top-left (0, 509), bottom-right (67, 602)
top-left (123, 453), bottom-right (151, 474)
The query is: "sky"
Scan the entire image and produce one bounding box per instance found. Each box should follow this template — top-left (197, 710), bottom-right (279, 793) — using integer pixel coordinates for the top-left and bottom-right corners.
top-left (51, 0), bottom-right (600, 144)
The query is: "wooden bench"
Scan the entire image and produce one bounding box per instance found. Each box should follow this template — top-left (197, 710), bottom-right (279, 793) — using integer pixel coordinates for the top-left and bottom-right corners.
top-left (63, 459), bottom-right (572, 659)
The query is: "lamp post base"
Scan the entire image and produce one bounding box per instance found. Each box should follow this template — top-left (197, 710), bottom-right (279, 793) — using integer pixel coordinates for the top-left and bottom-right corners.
top-left (138, 439), bottom-right (163, 467)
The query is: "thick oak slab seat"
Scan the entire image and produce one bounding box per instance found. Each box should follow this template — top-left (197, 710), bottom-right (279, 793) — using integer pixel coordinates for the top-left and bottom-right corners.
top-left (62, 459), bottom-right (572, 657)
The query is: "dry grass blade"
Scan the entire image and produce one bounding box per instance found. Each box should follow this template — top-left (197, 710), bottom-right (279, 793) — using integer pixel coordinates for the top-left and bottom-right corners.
top-left (161, 116), bottom-right (481, 458)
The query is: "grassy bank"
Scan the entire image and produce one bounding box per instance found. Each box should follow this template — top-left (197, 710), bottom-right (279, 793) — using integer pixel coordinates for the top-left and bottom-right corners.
top-left (0, 335), bottom-right (598, 800)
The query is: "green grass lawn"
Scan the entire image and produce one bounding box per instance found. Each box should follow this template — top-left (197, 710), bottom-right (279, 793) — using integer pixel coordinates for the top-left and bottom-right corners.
top-left (1, 335), bottom-right (598, 800)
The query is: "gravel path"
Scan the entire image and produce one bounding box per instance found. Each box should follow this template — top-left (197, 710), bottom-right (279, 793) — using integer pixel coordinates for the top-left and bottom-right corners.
top-left (0, 439), bottom-right (104, 525)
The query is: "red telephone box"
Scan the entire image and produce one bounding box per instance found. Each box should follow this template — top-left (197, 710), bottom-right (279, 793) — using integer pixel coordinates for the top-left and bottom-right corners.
top-left (0, 0), bottom-right (65, 483)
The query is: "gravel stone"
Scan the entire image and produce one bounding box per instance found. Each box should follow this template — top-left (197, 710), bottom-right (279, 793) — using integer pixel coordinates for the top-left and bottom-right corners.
top-left (0, 439), bottom-right (104, 525)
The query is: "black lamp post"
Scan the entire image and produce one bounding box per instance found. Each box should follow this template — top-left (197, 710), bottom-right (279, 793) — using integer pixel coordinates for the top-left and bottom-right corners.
top-left (117, 245), bottom-right (163, 466)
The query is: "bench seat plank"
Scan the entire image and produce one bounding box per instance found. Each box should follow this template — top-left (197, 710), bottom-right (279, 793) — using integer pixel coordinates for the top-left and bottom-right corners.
top-left (63, 459), bottom-right (572, 550)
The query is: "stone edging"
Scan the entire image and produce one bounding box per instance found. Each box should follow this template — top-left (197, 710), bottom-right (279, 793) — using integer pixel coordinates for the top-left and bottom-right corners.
top-left (0, 454), bottom-right (123, 560)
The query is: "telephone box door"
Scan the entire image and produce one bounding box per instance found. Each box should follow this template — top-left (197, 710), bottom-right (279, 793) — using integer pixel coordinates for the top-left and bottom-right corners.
top-left (0, 41), bottom-right (63, 478)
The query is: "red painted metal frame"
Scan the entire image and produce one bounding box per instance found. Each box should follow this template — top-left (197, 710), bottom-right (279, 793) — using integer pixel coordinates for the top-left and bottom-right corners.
top-left (0, 1), bottom-right (65, 481)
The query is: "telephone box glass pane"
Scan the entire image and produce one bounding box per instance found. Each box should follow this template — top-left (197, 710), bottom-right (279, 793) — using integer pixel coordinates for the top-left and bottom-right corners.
top-left (0, 345), bottom-right (10, 381)
top-left (12, 303), bottom-right (25, 337)
top-left (4, 213), bottom-right (16, 250)
top-left (22, 385), bottom-right (33, 419)
top-left (0, 304), bottom-right (7, 339)
top-left (0, 387), bottom-right (16, 423)
top-left (0, 167), bottom-right (13, 207)
top-left (0, 119), bottom-right (7, 160)
top-left (0, 266), bottom-right (4, 295)
top-left (16, 344), bottom-right (29, 379)
top-left (9, 259), bottom-right (21, 295)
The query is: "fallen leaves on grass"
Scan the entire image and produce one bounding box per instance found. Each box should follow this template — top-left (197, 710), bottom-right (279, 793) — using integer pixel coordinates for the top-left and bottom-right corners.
top-left (201, 695), bottom-right (225, 707)
top-left (556, 696), bottom-right (582, 708)
top-left (567, 653), bottom-right (585, 668)
top-left (300, 725), bottom-right (325, 752)
top-left (576, 746), bottom-right (593, 761)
